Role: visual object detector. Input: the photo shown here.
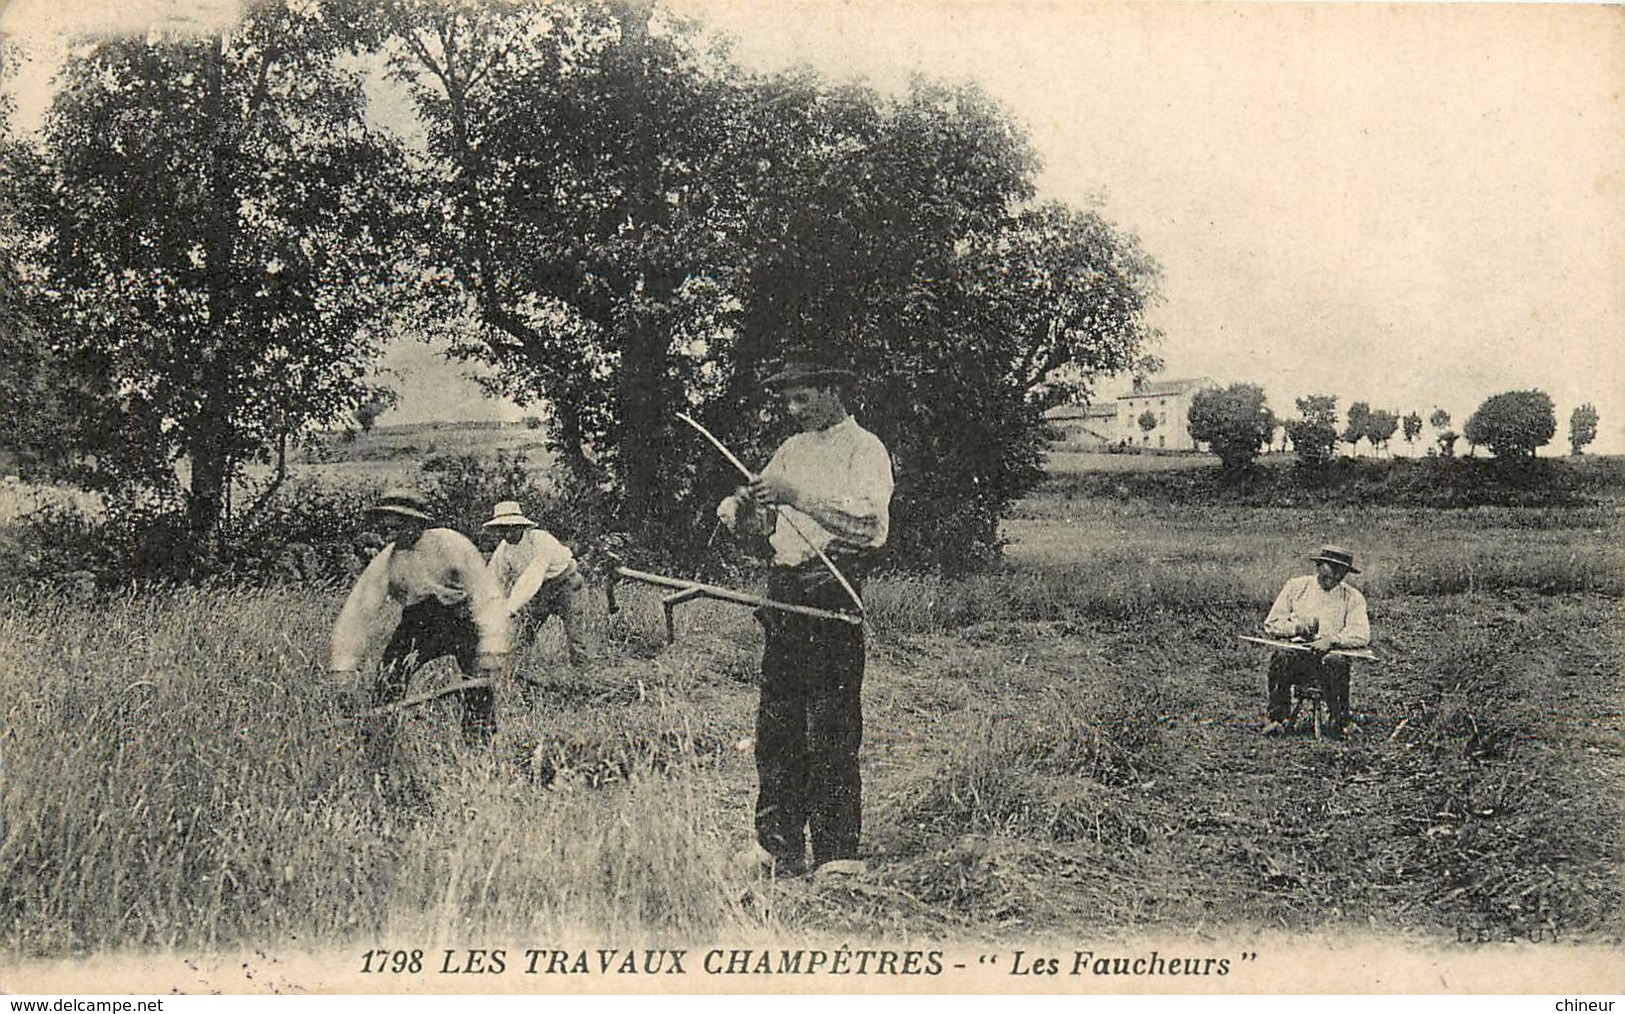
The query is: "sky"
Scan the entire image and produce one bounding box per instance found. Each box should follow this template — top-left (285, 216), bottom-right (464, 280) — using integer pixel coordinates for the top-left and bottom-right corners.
top-left (672, 1), bottom-right (1625, 452)
top-left (3, 1), bottom-right (1621, 449)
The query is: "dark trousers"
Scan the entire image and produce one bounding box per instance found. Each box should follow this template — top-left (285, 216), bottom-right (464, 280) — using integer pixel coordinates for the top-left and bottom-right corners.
top-left (513, 565), bottom-right (589, 666)
top-left (375, 599), bottom-right (497, 747)
top-left (1267, 651), bottom-right (1352, 724)
top-left (754, 568), bottom-right (865, 871)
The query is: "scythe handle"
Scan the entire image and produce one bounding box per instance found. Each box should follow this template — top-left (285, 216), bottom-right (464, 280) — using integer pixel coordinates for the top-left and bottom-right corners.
top-left (615, 567), bottom-right (862, 626)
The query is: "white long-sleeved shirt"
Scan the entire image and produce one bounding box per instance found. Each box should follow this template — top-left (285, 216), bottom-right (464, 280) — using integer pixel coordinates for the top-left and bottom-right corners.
top-left (718, 415), bottom-right (894, 568)
top-left (329, 527), bottom-right (511, 670)
top-left (486, 528), bottom-right (576, 614)
top-left (1263, 575), bottom-right (1371, 648)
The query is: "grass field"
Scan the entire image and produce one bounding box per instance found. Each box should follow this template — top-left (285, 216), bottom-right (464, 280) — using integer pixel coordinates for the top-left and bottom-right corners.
top-left (0, 450), bottom-right (1620, 972)
top-left (253, 421), bottom-right (557, 489)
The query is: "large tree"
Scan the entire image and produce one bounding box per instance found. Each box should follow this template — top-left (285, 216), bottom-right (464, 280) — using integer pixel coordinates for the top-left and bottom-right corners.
top-left (0, 46), bottom-right (119, 481)
top-left (384, 0), bottom-right (1160, 570)
top-left (383, 0), bottom-right (758, 543)
top-left (1187, 383), bottom-right (1274, 473)
top-left (1365, 409), bottom-right (1399, 456)
top-left (1402, 410), bottom-right (1423, 453)
top-left (1569, 403), bottom-right (1599, 456)
top-left (16, 1), bottom-right (406, 543)
top-left (1429, 406), bottom-right (1457, 457)
top-left (1463, 390), bottom-right (1557, 459)
top-left (1286, 393), bottom-right (1339, 466)
top-left (1342, 400), bottom-right (1371, 457)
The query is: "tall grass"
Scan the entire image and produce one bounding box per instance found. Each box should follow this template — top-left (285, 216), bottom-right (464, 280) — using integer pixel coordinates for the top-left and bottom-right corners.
top-left (1, 478), bottom-right (1618, 954)
top-left (0, 588), bottom-right (759, 956)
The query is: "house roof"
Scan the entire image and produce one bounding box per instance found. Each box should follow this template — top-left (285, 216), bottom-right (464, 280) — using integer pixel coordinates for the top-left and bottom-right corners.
top-left (1118, 377), bottom-right (1217, 399)
top-left (1043, 401), bottom-right (1119, 421)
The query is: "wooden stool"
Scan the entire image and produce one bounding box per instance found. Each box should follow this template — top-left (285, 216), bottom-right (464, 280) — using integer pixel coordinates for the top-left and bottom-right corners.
top-left (1288, 679), bottom-right (1331, 741)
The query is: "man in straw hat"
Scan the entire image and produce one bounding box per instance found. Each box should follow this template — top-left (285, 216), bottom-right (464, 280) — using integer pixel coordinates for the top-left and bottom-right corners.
top-left (1260, 544), bottom-right (1370, 738)
top-left (716, 352), bottom-right (894, 879)
top-left (482, 500), bottom-right (590, 669)
top-left (329, 488), bottom-right (512, 748)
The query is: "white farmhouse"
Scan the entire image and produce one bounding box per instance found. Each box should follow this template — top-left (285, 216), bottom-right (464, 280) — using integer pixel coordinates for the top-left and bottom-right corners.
top-left (1043, 377), bottom-right (1221, 451)
top-left (1115, 377), bottom-right (1220, 450)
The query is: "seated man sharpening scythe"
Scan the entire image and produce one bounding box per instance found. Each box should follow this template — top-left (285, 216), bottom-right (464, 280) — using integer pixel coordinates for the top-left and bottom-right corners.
top-left (1259, 544), bottom-right (1371, 739)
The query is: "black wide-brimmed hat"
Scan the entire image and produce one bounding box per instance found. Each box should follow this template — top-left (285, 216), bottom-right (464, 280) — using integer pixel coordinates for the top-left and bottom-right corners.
top-left (366, 487), bottom-right (433, 522)
top-left (762, 354), bottom-right (858, 388)
top-left (1310, 544), bottom-right (1359, 574)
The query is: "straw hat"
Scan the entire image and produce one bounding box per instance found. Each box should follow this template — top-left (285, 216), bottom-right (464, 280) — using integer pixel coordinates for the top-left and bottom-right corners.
top-left (763, 353), bottom-right (858, 389)
top-left (1309, 545), bottom-right (1359, 574)
top-left (482, 501), bottom-right (537, 529)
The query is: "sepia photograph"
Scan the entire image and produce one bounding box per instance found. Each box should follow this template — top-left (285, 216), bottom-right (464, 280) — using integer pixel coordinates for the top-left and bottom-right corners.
top-left (0, 0), bottom-right (1620, 998)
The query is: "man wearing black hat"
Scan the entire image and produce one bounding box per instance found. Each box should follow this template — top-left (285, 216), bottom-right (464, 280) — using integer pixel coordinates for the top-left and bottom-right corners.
top-left (717, 356), bottom-right (894, 878)
top-left (1260, 544), bottom-right (1370, 737)
top-left (329, 488), bottom-right (512, 748)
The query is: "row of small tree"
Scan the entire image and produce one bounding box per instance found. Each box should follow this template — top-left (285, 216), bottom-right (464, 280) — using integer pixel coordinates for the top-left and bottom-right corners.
top-left (1186, 384), bottom-right (1601, 472)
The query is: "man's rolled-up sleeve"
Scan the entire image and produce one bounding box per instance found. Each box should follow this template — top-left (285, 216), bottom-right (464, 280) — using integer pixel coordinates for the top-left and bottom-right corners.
top-left (794, 438), bottom-right (894, 550)
top-left (1262, 579), bottom-right (1300, 638)
top-left (449, 540), bottom-right (511, 656)
top-left (1334, 589), bottom-right (1371, 649)
top-left (330, 548), bottom-right (393, 671)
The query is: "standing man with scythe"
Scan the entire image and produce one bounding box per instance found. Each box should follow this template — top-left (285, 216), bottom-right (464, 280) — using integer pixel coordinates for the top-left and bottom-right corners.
top-left (716, 354), bottom-right (894, 879)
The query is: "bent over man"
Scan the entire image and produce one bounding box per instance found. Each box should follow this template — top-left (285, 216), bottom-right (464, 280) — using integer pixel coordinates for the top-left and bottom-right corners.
top-left (1261, 544), bottom-right (1370, 737)
top-left (717, 355), bottom-right (894, 877)
top-left (483, 500), bottom-right (590, 668)
top-left (329, 488), bottom-right (511, 748)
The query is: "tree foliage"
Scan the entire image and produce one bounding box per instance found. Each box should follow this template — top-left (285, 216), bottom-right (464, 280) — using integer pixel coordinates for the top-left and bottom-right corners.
top-left (1402, 410), bottom-right (1423, 449)
top-left (1, 46), bottom-right (121, 482)
top-left (1342, 401), bottom-right (1371, 455)
top-left (1137, 410), bottom-right (1158, 435)
top-left (1186, 383), bottom-right (1274, 472)
top-left (1569, 403), bottom-right (1599, 456)
top-left (3, 0), bottom-right (1162, 574)
top-left (382, 0), bottom-right (1161, 571)
top-left (1365, 409), bottom-right (1399, 455)
top-left (1285, 393), bottom-right (1339, 466)
top-left (1429, 407), bottom-right (1456, 457)
top-left (12, 1), bottom-right (408, 542)
top-left (1462, 390), bottom-right (1557, 459)
top-left (355, 391), bottom-right (397, 433)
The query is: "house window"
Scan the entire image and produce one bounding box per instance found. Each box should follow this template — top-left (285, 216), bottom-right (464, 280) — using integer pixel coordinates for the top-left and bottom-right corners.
top-left (1159, 435), bottom-right (1166, 448)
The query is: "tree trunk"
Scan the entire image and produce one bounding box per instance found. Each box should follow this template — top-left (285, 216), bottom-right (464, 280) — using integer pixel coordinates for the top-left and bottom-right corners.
top-left (611, 0), bottom-right (674, 534)
top-left (616, 289), bottom-right (670, 530)
top-left (190, 32), bottom-right (238, 549)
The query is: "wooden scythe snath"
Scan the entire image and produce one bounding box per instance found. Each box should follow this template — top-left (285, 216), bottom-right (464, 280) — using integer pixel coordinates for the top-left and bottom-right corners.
top-left (601, 413), bottom-right (868, 644)
top-left (608, 566), bottom-right (862, 644)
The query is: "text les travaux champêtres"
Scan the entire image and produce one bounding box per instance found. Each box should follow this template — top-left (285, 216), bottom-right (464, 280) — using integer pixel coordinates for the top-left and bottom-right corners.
top-left (361, 947), bottom-right (1249, 978)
